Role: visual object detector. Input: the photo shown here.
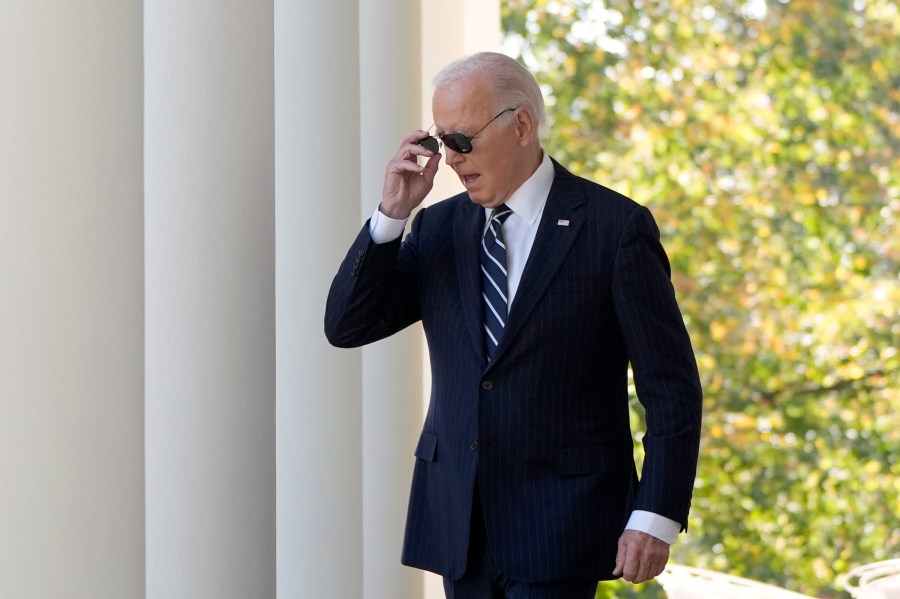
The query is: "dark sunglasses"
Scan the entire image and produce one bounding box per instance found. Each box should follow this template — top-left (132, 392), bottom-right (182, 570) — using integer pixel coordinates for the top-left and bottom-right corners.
top-left (419, 107), bottom-right (517, 154)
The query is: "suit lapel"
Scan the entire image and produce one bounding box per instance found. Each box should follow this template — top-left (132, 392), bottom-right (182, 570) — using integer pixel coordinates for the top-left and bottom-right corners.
top-left (454, 199), bottom-right (487, 362)
top-left (490, 162), bottom-right (586, 364)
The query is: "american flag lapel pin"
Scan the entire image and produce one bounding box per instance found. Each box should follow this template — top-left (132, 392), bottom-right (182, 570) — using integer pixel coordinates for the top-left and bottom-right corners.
top-left (557, 219), bottom-right (570, 227)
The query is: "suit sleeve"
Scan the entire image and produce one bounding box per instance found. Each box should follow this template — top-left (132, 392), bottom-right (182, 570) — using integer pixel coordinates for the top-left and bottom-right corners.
top-left (612, 205), bottom-right (703, 531)
top-left (324, 214), bottom-right (423, 348)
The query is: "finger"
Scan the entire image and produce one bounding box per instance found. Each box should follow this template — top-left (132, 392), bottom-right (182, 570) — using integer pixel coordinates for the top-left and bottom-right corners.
top-left (385, 134), bottom-right (434, 171)
top-left (389, 147), bottom-right (430, 170)
top-left (621, 547), bottom-right (640, 582)
top-left (406, 139), bottom-right (438, 158)
top-left (386, 157), bottom-right (429, 176)
top-left (397, 130), bottom-right (435, 157)
top-left (633, 554), bottom-right (652, 584)
top-left (654, 559), bottom-right (667, 578)
top-left (642, 560), bottom-right (664, 583)
top-left (642, 549), bottom-right (669, 582)
top-left (644, 561), bottom-right (659, 582)
top-left (398, 129), bottom-right (431, 146)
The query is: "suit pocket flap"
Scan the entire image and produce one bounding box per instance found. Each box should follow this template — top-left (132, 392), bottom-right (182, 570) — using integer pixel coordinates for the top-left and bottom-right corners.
top-left (414, 432), bottom-right (437, 462)
top-left (556, 445), bottom-right (633, 475)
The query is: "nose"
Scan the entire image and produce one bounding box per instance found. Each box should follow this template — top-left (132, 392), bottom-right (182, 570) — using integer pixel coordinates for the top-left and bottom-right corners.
top-left (444, 146), bottom-right (462, 165)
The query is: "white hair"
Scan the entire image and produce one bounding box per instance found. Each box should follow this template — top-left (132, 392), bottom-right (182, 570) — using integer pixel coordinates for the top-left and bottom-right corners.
top-left (433, 52), bottom-right (548, 140)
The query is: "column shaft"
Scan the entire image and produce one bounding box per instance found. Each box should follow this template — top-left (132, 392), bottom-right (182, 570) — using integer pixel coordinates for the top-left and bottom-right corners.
top-left (144, 1), bottom-right (276, 597)
top-left (360, 2), bottom-right (425, 598)
top-left (275, 2), bottom-right (363, 598)
top-left (0, 2), bottom-right (144, 598)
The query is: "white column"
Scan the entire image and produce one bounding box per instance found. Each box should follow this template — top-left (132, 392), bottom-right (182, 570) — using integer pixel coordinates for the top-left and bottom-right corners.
top-left (419, 4), bottom-right (502, 597)
top-left (144, 1), bottom-right (276, 598)
top-left (359, 3), bottom-right (425, 599)
top-left (275, 2), bottom-right (363, 598)
top-left (0, 3), bottom-right (144, 599)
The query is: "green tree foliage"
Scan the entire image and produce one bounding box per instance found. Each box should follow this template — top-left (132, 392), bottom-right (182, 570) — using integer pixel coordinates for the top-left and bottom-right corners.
top-left (501, 0), bottom-right (899, 596)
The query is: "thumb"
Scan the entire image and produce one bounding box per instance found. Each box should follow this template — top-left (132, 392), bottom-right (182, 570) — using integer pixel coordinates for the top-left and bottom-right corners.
top-left (421, 152), bottom-right (441, 184)
top-left (612, 538), bottom-right (626, 576)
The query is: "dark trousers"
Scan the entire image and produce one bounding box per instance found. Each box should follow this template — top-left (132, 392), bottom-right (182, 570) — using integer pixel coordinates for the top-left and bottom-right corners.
top-left (443, 486), bottom-right (598, 599)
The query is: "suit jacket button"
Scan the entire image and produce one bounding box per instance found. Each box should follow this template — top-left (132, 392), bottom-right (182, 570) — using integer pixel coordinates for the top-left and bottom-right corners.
top-left (481, 381), bottom-right (493, 391)
top-left (469, 440), bottom-right (479, 451)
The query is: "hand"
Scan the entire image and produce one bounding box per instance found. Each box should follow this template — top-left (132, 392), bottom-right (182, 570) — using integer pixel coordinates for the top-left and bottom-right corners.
top-left (612, 529), bottom-right (670, 584)
top-left (380, 130), bottom-right (442, 220)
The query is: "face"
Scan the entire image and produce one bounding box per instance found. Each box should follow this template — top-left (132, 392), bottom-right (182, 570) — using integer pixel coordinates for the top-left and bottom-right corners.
top-left (432, 74), bottom-right (536, 208)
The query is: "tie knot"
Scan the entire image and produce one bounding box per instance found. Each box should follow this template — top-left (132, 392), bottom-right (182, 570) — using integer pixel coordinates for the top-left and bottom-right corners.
top-left (491, 205), bottom-right (513, 225)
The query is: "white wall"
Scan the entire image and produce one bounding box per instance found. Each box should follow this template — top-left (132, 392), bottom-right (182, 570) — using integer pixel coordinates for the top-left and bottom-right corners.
top-left (0, 2), bottom-right (145, 597)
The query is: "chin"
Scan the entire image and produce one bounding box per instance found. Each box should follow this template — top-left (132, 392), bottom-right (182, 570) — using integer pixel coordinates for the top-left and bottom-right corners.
top-left (474, 199), bottom-right (501, 209)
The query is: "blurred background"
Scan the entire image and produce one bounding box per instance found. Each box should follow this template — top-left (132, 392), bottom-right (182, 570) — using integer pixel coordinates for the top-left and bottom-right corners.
top-left (499, 1), bottom-right (899, 596)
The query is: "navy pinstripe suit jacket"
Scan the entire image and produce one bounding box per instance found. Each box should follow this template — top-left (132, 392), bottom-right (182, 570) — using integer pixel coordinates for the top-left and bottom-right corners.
top-left (325, 159), bottom-right (702, 583)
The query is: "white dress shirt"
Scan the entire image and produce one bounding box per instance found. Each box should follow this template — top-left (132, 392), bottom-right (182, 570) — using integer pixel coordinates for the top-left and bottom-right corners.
top-left (368, 151), bottom-right (680, 545)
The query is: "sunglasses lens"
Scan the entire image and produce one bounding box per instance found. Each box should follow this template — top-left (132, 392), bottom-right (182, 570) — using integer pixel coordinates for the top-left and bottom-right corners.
top-left (441, 134), bottom-right (472, 154)
top-left (418, 136), bottom-right (440, 154)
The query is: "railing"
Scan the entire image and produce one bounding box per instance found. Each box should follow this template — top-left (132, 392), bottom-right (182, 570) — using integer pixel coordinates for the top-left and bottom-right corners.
top-left (656, 564), bottom-right (815, 598)
top-left (841, 559), bottom-right (900, 599)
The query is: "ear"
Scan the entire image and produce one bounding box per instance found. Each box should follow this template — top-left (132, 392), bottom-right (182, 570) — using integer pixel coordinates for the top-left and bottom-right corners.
top-left (514, 107), bottom-right (536, 146)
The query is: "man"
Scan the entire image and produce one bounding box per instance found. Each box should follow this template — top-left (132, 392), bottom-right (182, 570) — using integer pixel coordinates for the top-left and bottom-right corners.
top-left (325, 52), bottom-right (702, 599)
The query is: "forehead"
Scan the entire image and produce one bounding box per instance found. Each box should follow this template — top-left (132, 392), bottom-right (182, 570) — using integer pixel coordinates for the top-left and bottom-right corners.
top-left (432, 73), bottom-right (495, 133)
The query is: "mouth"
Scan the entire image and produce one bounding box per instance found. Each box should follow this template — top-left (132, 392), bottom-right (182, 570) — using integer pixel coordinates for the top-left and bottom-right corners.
top-left (460, 174), bottom-right (480, 187)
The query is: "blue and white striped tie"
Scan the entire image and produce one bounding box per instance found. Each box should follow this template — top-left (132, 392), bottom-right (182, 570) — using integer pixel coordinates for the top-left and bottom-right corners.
top-left (481, 204), bottom-right (513, 360)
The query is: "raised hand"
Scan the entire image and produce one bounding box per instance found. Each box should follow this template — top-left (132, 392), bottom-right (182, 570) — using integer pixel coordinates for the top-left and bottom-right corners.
top-left (380, 130), bottom-right (442, 220)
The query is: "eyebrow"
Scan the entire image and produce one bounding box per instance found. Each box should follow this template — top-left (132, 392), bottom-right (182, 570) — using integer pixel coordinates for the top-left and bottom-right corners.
top-left (435, 124), bottom-right (469, 136)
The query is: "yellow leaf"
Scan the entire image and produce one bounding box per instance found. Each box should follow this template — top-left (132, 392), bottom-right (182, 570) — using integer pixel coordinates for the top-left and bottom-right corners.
top-left (710, 321), bottom-right (728, 341)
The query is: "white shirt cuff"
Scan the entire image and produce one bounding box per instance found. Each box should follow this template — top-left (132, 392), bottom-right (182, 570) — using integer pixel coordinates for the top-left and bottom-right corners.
top-left (369, 206), bottom-right (408, 244)
top-left (625, 510), bottom-right (681, 545)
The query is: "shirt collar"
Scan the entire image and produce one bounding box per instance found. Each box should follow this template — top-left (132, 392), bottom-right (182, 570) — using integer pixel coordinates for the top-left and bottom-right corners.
top-left (486, 151), bottom-right (554, 226)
